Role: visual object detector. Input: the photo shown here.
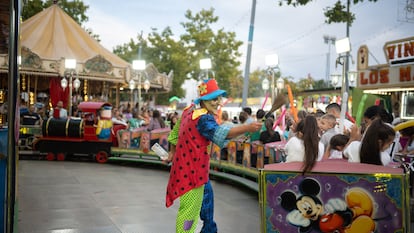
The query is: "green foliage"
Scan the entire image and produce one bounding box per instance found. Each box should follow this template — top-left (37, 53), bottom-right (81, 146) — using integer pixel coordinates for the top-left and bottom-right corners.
top-left (179, 8), bottom-right (243, 96)
top-left (21, 0), bottom-right (44, 21)
top-left (22, 0), bottom-right (89, 25)
top-left (324, 1), bottom-right (355, 25)
top-left (113, 8), bottom-right (243, 104)
top-left (279, 0), bottom-right (378, 25)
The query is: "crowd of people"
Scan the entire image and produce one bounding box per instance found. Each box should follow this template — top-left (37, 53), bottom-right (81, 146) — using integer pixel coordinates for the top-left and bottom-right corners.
top-left (213, 102), bottom-right (413, 175)
top-left (19, 98), bottom-right (181, 134)
top-left (16, 82), bottom-right (414, 233)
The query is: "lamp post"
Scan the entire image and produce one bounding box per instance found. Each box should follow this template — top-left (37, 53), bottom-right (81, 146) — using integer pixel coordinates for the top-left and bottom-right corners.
top-left (129, 79), bottom-right (135, 104)
top-left (265, 54), bottom-right (279, 102)
top-left (324, 35), bottom-right (336, 86)
top-left (199, 58), bottom-right (213, 80)
top-left (330, 74), bottom-right (341, 88)
top-left (132, 59), bottom-right (146, 112)
top-left (62, 58), bottom-right (77, 117)
top-left (348, 70), bottom-right (357, 87)
top-left (334, 37), bottom-right (351, 134)
top-left (261, 77), bottom-right (269, 96)
top-left (276, 77), bottom-right (285, 93)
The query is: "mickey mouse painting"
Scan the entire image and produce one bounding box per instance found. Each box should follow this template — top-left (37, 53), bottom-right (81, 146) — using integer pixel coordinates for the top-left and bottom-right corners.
top-left (280, 178), bottom-right (376, 233)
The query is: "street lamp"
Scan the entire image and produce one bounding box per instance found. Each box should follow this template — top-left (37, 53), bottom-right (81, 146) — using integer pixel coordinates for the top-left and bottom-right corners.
top-left (324, 35), bottom-right (336, 85)
top-left (334, 37), bottom-right (351, 134)
top-left (199, 58), bottom-right (213, 80)
top-left (330, 74), bottom-right (340, 89)
top-left (265, 54), bottom-right (279, 102)
top-left (143, 79), bottom-right (150, 93)
top-left (276, 77), bottom-right (285, 92)
top-left (63, 58), bottom-right (77, 117)
top-left (261, 77), bottom-right (269, 95)
top-left (132, 59), bottom-right (146, 111)
top-left (348, 70), bottom-right (357, 86)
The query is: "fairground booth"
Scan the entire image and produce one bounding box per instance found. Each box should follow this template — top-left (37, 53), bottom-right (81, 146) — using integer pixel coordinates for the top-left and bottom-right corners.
top-left (355, 36), bottom-right (414, 122)
top-left (0, 3), bottom-right (173, 125)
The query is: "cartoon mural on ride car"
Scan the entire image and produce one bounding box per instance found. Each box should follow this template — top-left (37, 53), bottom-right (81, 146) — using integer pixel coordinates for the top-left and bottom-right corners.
top-left (264, 175), bottom-right (405, 233)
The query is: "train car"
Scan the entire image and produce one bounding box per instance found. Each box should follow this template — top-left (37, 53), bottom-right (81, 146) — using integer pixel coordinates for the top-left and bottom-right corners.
top-left (32, 102), bottom-right (125, 163)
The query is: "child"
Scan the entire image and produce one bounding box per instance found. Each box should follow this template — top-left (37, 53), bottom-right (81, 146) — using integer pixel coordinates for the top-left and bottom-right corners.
top-left (322, 134), bottom-right (350, 160)
top-left (319, 114), bottom-right (340, 159)
top-left (284, 115), bottom-right (324, 174)
top-left (343, 119), bottom-right (395, 166)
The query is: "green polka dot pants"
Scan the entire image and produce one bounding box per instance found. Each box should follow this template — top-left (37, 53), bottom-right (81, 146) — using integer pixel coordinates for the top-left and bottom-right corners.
top-left (176, 185), bottom-right (205, 233)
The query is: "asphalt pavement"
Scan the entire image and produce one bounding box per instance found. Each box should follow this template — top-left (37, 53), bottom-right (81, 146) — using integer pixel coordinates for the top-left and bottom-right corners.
top-left (17, 160), bottom-right (260, 233)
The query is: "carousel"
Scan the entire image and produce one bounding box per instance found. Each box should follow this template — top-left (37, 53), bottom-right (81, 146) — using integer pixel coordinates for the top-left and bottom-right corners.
top-left (0, 3), bottom-right (173, 123)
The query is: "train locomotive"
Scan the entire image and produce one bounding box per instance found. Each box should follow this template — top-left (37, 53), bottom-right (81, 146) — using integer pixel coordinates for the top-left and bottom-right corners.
top-left (32, 102), bottom-right (125, 163)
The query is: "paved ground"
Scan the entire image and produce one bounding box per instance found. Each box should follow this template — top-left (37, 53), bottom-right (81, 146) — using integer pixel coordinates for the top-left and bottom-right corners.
top-left (17, 160), bottom-right (260, 233)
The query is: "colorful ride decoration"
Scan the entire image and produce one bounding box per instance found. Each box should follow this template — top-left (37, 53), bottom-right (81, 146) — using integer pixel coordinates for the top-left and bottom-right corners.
top-left (33, 101), bottom-right (123, 163)
top-left (259, 161), bottom-right (410, 233)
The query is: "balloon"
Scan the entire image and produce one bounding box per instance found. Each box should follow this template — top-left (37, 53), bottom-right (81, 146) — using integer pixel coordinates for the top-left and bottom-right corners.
top-left (355, 94), bottom-right (368, 126)
top-left (287, 85), bottom-right (298, 122)
top-left (261, 92), bottom-right (269, 109)
top-left (346, 112), bottom-right (355, 123)
top-left (273, 109), bottom-right (286, 130)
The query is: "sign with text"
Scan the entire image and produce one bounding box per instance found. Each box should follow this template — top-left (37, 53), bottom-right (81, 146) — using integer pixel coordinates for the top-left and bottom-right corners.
top-left (357, 37), bottom-right (414, 89)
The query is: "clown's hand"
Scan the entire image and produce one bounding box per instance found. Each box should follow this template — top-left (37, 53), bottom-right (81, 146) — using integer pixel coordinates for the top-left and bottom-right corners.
top-left (286, 210), bottom-right (310, 227)
top-left (325, 198), bottom-right (347, 213)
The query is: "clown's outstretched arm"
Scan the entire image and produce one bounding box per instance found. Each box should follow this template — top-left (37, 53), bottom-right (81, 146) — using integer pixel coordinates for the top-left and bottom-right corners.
top-left (226, 122), bottom-right (262, 138)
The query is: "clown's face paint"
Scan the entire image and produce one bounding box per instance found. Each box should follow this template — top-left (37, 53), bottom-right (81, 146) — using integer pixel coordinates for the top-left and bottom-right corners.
top-left (202, 96), bottom-right (222, 115)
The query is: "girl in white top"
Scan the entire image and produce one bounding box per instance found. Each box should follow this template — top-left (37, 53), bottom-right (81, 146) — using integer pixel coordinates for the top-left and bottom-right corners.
top-left (344, 119), bottom-right (395, 166)
top-left (285, 115), bottom-right (325, 173)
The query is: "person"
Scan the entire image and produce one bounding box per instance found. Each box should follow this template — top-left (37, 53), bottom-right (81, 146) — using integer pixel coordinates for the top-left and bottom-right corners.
top-left (322, 133), bottom-right (350, 160)
top-left (325, 103), bottom-right (353, 134)
top-left (219, 110), bottom-right (234, 160)
top-left (165, 79), bottom-right (262, 233)
top-left (343, 119), bottom-right (395, 166)
top-left (319, 114), bottom-right (340, 159)
top-left (248, 109), bottom-right (266, 141)
top-left (20, 104), bottom-right (42, 126)
top-left (232, 116), bottom-right (239, 124)
top-left (242, 107), bottom-right (254, 124)
top-left (147, 109), bottom-right (166, 131)
top-left (139, 110), bottom-right (151, 127)
top-left (238, 111), bottom-right (248, 125)
top-left (361, 105), bottom-right (401, 160)
top-left (259, 117), bottom-right (281, 144)
top-left (49, 100), bottom-right (67, 119)
top-left (220, 110), bottom-right (234, 127)
top-left (168, 112), bottom-right (179, 130)
top-left (284, 115), bottom-right (324, 174)
top-left (401, 126), bottom-right (414, 154)
top-left (127, 111), bottom-right (143, 130)
top-left (111, 108), bottom-right (127, 126)
top-left (327, 134), bottom-right (350, 154)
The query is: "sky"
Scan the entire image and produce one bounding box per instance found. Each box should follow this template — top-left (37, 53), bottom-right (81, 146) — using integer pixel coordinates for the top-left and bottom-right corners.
top-left (82, 0), bottom-right (413, 83)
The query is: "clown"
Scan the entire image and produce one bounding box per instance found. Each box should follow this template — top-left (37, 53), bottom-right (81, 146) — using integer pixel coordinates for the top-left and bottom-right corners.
top-left (165, 79), bottom-right (263, 233)
top-left (96, 105), bottom-right (113, 139)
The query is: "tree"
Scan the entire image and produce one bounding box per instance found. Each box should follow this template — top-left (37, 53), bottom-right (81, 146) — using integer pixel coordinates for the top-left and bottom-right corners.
top-left (22, 0), bottom-right (89, 25)
top-left (113, 8), bottom-right (244, 105)
top-left (278, 0), bottom-right (378, 25)
top-left (179, 8), bottom-right (243, 95)
top-left (113, 28), bottom-right (188, 104)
